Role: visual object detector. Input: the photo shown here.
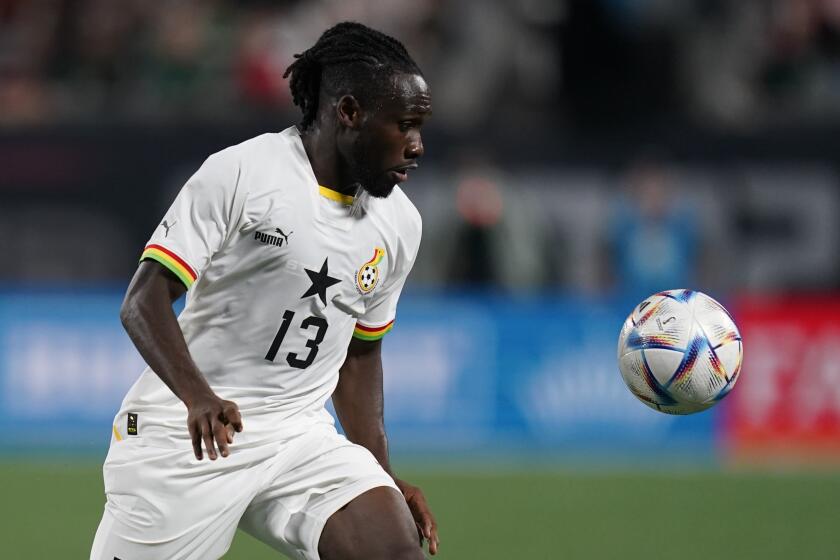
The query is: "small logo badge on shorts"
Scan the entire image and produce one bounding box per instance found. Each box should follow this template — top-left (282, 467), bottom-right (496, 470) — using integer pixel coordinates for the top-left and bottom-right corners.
top-left (356, 248), bottom-right (385, 295)
top-left (127, 413), bottom-right (138, 436)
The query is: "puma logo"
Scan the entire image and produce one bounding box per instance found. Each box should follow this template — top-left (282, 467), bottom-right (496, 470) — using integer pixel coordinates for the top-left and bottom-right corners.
top-left (255, 227), bottom-right (293, 248)
top-left (162, 219), bottom-right (177, 238)
top-left (275, 228), bottom-right (293, 245)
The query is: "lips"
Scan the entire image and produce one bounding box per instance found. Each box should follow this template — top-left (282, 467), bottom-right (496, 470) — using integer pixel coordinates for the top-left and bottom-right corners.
top-left (389, 164), bottom-right (418, 183)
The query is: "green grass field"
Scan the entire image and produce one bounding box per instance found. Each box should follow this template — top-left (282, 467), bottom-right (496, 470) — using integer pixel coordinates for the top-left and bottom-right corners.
top-left (3, 461), bottom-right (839, 559)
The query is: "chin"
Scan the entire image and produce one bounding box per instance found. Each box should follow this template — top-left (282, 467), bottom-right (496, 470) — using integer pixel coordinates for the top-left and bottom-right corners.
top-left (362, 181), bottom-right (396, 199)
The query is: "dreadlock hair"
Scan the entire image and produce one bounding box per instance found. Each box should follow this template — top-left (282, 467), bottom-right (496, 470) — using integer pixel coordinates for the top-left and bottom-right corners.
top-left (283, 22), bottom-right (422, 131)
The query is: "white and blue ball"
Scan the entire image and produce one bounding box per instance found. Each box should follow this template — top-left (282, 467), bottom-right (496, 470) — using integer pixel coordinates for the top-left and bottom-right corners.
top-left (617, 289), bottom-right (743, 415)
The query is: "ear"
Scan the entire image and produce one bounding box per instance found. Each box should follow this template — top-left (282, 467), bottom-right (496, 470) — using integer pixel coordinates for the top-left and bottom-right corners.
top-left (336, 95), bottom-right (363, 129)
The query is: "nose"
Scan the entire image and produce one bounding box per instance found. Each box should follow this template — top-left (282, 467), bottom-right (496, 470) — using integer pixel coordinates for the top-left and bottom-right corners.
top-left (405, 133), bottom-right (424, 159)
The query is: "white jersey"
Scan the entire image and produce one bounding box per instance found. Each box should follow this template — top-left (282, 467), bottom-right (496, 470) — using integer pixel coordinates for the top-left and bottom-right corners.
top-left (113, 127), bottom-right (421, 447)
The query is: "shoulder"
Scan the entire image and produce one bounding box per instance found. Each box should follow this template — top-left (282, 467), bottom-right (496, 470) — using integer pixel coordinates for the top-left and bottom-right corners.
top-left (198, 128), bottom-right (305, 191)
top-left (216, 130), bottom-right (293, 165)
top-left (372, 186), bottom-right (422, 250)
top-left (392, 187), bottom-right (422, 246)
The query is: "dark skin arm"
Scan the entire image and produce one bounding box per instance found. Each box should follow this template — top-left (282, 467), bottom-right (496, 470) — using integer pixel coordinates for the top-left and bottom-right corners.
top-left (333, 337), bottom-right (439, 555)
top-left (120, 260), bottom-right (243, 460)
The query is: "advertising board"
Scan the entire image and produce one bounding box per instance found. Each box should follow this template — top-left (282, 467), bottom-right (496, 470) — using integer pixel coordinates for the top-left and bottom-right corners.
top-left (722, 296), bottom-right (840, 464)
top-left (0, 291), bottom-right (715, 459)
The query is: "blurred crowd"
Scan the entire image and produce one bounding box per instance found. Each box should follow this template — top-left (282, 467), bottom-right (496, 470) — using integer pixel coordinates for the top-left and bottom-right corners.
top-left (4, 0), bottom-right (840, 131)
top-left (411, 155), bottom-right (839, 297)
top-left (3, 0), bottom-right (840, 298)
top-left (0, 0), bottom-right (562, 131)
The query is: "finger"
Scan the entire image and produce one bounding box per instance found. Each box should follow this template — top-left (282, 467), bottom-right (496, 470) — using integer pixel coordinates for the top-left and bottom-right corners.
top-left (411, 497), bottom-right (437, 549)
top-left (201, 419), bottom-right (217, 460)
top-left (429, 525), bottom-right (440, 555)
top-left (226, 424), bottom-right (235, 444)
top-left (410, 497), bottom-right (432, 530)
top-left (189, 422), bottom-right (203, 460)
top-left (212, 419), bottom-right (230, 458)
top-left (224, 403), bottom-right (244, 433)
top-left (408, 489), bottom-right (427, 509)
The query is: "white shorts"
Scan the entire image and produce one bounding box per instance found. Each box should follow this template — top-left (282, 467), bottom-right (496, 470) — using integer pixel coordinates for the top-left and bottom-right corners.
top-left (90, 424), bottom-right (398, 560)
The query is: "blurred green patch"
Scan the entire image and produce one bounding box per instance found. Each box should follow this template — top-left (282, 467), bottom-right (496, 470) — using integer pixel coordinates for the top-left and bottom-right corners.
top-left (3, 461), bottom-right (839, 559)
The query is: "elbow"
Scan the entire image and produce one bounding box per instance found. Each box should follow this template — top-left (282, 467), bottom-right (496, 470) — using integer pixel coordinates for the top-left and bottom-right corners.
top-left (120, 284), bottom-right (151, 334)
top-left (120, 261), bottom-right (178, 334)
top-left (119, 293), bottom-right (138, 333)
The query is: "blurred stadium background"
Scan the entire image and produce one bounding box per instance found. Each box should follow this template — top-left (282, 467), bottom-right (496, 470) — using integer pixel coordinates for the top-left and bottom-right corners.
top-left (3, 0), bottom-right (840, 558)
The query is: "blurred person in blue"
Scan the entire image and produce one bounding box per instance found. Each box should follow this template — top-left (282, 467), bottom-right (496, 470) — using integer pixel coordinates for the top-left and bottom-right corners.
top-left (90, 22), bottom-right (437, 560)
top-left (602, 157), bottom-right (700, 299)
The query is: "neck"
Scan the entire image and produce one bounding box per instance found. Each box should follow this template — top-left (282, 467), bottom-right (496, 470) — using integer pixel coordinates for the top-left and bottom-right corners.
top-left (300, 125), bottom-right (357, 196)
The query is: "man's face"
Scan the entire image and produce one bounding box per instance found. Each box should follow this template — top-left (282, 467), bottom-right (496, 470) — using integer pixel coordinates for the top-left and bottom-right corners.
top-left (347, 73), bottom-right (431, 198)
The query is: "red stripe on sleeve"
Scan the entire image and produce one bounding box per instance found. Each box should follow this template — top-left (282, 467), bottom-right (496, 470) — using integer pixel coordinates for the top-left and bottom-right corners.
top-left (145, 244), bottom-right (197, 280)
top-left (354, 320), bottom-right (395, 333)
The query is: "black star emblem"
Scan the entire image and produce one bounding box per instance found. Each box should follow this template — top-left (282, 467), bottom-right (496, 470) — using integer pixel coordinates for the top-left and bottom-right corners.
top-left (301, 258), bottom-right (341, 306)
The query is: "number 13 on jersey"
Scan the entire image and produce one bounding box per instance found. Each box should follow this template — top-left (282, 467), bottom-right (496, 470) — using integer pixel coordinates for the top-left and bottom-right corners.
top-left (265, 310), bottom-right (329, 370)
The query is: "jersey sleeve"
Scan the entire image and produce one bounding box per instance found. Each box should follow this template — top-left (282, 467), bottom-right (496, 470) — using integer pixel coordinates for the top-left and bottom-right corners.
top-left (353, 206), bottom-right (422, 341)
top-left (140, 149), bottom-right (242, 289)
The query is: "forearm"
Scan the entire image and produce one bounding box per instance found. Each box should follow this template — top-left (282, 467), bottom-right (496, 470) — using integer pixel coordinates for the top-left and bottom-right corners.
top-left (335, 342), bottom-right (439, 553)
top-left (121, 263), bottom-right (213, 406)
top-left (334, 338), bottom-right (394, 476)
top-left (335, 395), bottom-right (393, 475)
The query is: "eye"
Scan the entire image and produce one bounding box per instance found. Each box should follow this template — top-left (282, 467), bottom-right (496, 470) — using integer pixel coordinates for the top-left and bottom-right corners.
top-left (399, 117), bottom-right (425, 132)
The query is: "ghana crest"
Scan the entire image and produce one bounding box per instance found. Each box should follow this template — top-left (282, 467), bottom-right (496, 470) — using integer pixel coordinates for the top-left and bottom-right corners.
top-left (356, 248), bottom-right (385, 295)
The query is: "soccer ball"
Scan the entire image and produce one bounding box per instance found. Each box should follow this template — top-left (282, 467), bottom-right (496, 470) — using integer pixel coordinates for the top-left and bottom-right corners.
top-left (617, 289), bottom-right (743, 415)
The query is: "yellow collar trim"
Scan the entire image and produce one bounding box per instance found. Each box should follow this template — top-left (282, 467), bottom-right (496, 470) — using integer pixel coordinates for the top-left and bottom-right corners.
top-left (319, 185), bottom-right (354, 205)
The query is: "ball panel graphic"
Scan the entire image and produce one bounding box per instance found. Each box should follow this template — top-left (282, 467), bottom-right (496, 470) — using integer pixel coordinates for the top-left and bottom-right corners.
top-left (624, 296), bottom-right (694, 354)
top-left (618, 351), bottom-right (668, 410)
top-left (642, 348), bottom-right (684, 387)
top-left (714, 341), bottom-right (742, 381)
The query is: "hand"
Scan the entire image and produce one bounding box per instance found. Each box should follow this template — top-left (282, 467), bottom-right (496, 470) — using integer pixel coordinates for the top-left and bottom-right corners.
top-left (396, 478), bottom-right (439, 555)
top-left (185, 392), bottom-right (243, 460)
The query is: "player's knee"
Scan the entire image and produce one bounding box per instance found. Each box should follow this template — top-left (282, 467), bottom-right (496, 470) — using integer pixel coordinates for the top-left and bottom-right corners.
top-left (394, 540), bottom-right (426, 560)
top-left (371, 516), bottom-right (425, 560)
top-left (368, 541), bottom-right (424, 560)
top-left (321, 536), bottom-right (423, 560)
top-left (319, 487), bottom-right (426, 560)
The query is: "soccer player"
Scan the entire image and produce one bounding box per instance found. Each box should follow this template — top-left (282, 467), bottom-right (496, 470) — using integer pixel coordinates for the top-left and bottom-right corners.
top-left (91, 22), bottom-right (437, 560)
